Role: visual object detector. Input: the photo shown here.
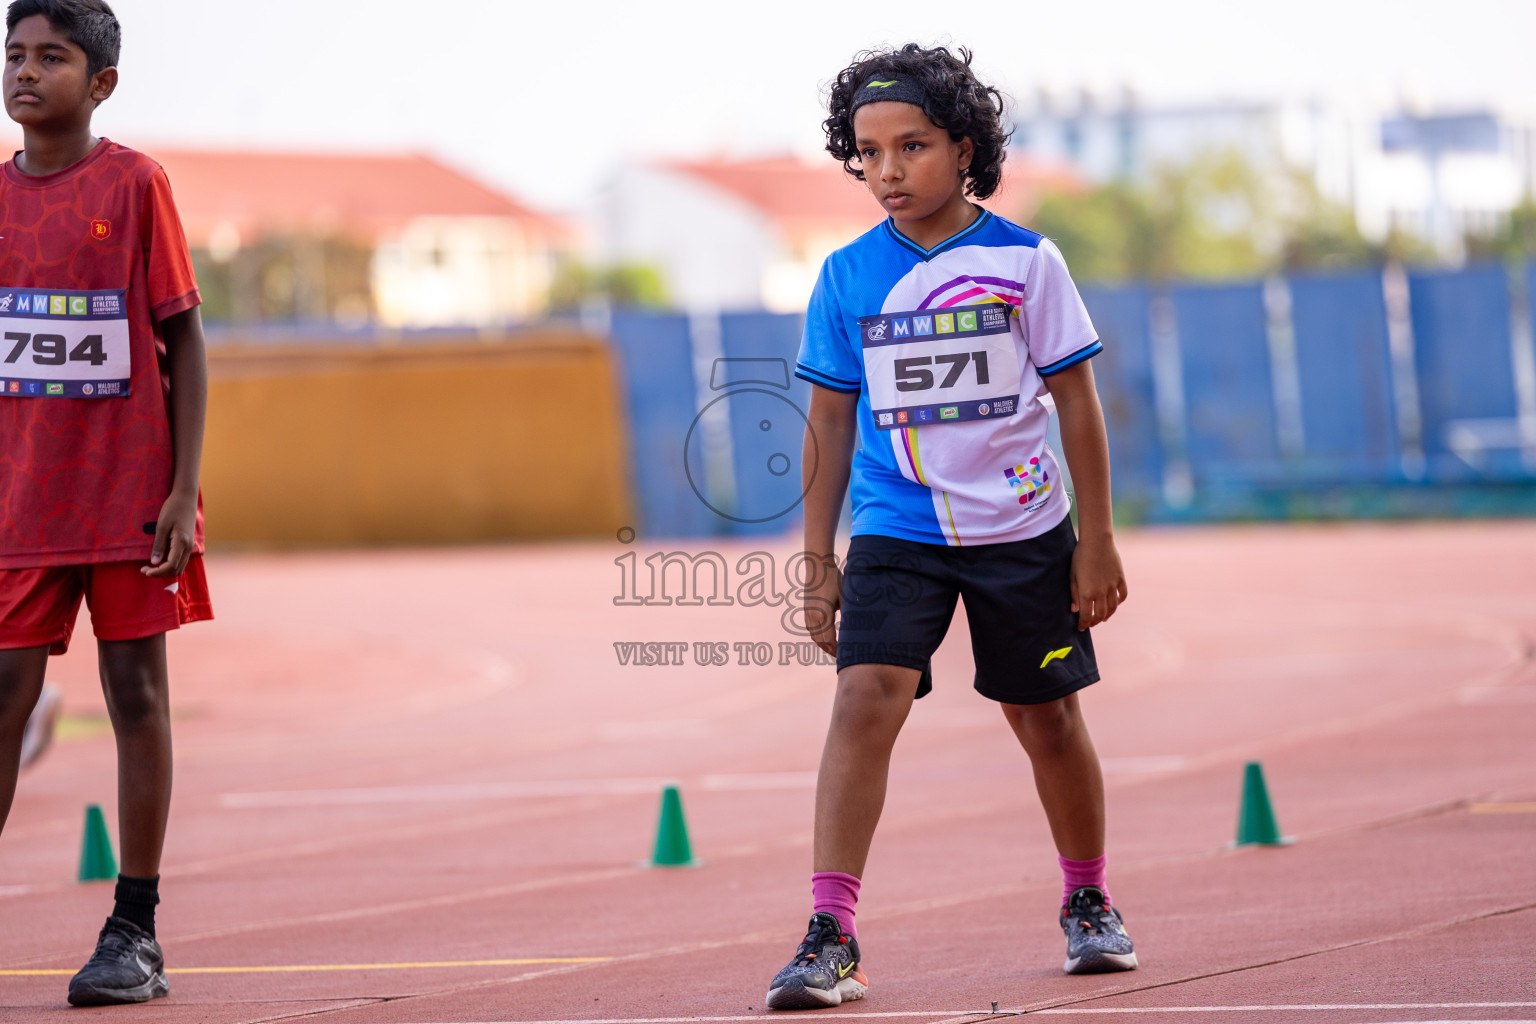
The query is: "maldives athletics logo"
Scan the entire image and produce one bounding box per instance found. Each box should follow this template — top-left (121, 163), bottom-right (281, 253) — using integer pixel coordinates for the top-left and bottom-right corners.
top-left (90, 219), bottom-right (111, 240)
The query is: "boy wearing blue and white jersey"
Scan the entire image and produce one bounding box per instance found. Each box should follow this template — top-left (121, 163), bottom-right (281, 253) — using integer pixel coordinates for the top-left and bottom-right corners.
top-left (765, 45), bottom-right (1137, 1011)
top-left (798, 213), bottom-right (1100, 546)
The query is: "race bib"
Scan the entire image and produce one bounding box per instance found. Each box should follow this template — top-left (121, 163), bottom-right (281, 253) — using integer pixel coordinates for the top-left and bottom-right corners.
top-left (859, 302), bottom-right (1021, 430)
top-left (0, 288), bottom-right (130, 398)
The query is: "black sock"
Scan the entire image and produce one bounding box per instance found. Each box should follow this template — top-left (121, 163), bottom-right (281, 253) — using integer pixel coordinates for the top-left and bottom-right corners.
top-left (112, 874), bottom-right (159, 937)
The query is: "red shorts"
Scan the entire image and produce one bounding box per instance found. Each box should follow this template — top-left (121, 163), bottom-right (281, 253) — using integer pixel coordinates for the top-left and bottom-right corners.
top-left (0, 557), bottom-right (214, 655)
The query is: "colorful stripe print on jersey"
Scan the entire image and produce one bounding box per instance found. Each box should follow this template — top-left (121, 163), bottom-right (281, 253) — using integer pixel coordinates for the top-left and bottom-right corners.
top-left (886, 276), bottom-right (1023, 529)
top-left (919, 275), bottom-right (1025, 311)
top-left (901, 427), bottom-right (927, 485)
top-left (899, 426), bottom-right (967, 544)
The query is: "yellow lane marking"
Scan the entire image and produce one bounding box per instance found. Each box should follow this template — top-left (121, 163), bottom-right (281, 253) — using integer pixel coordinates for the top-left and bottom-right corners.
top-left (1470, 802), bottom-right (1536, 814)
top-left (0, 957), bottom-right (611, 977)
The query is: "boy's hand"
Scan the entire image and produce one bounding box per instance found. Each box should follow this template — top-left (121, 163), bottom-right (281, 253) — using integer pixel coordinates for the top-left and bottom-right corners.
top-left (142, 490), bottom-right (198, 578)
top-left (804, 554), bottom-right (843, 656)
top-left (1070, 536), bottom-right (1127, 630)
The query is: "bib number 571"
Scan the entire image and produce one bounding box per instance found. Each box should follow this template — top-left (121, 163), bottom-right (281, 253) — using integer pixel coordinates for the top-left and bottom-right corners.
top-left (894, 351), bottom-right (991, 393)
top-left (3, 331), bottom-right (108, 366)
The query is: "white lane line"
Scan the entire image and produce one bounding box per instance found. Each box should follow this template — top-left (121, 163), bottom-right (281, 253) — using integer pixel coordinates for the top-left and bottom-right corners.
top-left (701, 771), bottom-right (817, 791)
top-left (216, 762), bottom-right (1194, 809)
top-left (220, 772), bottom-right (817, 809)
top-left (1459, 684), bottom-right (1536, 704)
top-left (1099, 756), bottom-right (1189, 775)
top-left (380, 1006), bottom-right (1536, 1024)
top-left (1031, 1005), bottom-right (1536, 1014)
top-left (221, 778), bottom-right (672, 808)
top-left (384, 1017), bottom-right (988, 1023)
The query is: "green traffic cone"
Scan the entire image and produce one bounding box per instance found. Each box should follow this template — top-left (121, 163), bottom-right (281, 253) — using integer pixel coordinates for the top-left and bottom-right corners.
top-left (649, 784), bottom-right (699, 867)
top-left (77, 804), bottom-right (117, 882)
top-left (1234, 762), bottom-right (1291, 846)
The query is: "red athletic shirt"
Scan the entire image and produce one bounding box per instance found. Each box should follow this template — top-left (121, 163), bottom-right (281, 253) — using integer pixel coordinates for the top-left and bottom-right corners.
top-left (0, 139), bottom-right (202, 569)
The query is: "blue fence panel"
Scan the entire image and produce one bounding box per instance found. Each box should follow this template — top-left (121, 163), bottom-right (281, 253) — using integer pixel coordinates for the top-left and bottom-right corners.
top-left (716, 312), bottom-right (811, 535)
top-left (1171, 281), bottom-right (1279, 482)
top-left (1079, 284), bottom-right (1161, 501)
top-left (1529, 261), bottom-right (1536, 335)
top-left (1408, 264), bottom-right (1517, 476)
top-left (608, 311), bottom-right (714, 538)
top-left (608, 261), bottom-right (1536, 530)
top-left (1288, 269), bottom-right (1398, 480)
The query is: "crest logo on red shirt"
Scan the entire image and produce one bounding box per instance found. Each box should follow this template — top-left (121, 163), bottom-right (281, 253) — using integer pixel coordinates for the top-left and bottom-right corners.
top-left (91, 219), bottom-right (111, 240)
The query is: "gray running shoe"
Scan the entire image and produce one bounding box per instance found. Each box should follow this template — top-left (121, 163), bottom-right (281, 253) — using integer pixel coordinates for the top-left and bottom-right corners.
top-left (765, 912), bottom-right (867, 1010)
top-left (1061, 886), bottom-right (1138, 974)
top-left (67, 917), bottom-right (169, 1006)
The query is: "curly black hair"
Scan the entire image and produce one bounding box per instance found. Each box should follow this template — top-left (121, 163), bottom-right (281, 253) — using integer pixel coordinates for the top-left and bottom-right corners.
top-left (824, 44), bottom-right (1010, 201)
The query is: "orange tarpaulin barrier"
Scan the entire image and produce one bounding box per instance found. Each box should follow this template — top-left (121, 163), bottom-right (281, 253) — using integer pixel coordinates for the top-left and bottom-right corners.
top-left (203, 334), bottom-right (629, 545)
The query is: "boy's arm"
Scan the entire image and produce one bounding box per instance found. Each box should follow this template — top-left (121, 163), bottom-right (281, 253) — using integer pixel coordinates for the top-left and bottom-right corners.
top-left (142, 306), bottom-right (208, 579)
top-left (1043, 360), bottom-right (1127, 629)
top-left (802, 385), bottom-right (859, 654)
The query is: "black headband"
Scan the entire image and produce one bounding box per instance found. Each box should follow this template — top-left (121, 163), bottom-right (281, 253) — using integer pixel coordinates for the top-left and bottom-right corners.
top-left (849, 75), bottom-right (929, 118)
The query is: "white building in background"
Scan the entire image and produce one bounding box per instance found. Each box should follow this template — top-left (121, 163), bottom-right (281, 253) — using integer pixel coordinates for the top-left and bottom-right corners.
top-left (370, 216), bottom-right (548, 329)
top-left (599, 155), bottom-right (1083, 313)
top-left (599, 157), bottom-right (880, 313)
top-left (1011, 89), bottom-right (1536, 258)
top-left (1364, 112), bottom-right (1533, 251)
top-left (153, 148), bottom-right (566, 328)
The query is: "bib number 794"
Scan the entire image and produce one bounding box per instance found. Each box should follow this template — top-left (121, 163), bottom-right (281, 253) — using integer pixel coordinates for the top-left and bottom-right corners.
top-left (4, 331), bottom-right (108, 366)
top-left (894, 351), bottom-right (991, 392)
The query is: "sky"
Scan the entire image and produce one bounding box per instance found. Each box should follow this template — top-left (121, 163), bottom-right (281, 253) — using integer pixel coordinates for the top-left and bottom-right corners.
top-left (76, 0), bottom-right (1536, 212)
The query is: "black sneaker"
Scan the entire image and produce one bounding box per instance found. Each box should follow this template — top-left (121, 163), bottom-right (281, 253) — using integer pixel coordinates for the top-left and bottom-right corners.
top-left (67, 917), bottom-right (169, 1006)
top-left (1061, 886), bottom-right (1138, 974)
top-left (765, 912), bottom-right (867, 1010)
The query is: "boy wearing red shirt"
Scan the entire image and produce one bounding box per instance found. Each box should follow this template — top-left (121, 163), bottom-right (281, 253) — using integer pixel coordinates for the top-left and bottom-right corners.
top-left (0, 0), bottom-right (210, 1006)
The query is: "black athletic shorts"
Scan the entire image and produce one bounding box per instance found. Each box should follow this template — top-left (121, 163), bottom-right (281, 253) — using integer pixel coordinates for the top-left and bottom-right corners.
top-left (835, 515), bottom-right (1099, 705)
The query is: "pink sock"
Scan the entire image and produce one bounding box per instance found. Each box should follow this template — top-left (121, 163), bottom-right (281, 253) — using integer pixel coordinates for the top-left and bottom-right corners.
top-left (1059, 854), bottom-right (1109, 906)
top-left (811, 871), bottom-right (861, 938)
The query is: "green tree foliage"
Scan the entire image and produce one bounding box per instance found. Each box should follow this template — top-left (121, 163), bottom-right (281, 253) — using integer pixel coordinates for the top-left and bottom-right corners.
top-left (1464, 198), bottom-right (1536, 263)
top-left (1027, 148), bottom-right (1430, 282)
top-left (1281, 172), bottom-right (1437, 270)
top-left (192, 234), bottom-right (376, 325)
top-left (548, 260), bottom-right (670, 310)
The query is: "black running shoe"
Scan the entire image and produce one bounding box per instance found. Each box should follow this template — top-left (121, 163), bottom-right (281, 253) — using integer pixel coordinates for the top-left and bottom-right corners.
top-left (765, 912), bottom-right (867, 1010)
top-left (67, 917), bottom-right (169, 1006)
top-left (1061, 886), bottom-right (1137, 974)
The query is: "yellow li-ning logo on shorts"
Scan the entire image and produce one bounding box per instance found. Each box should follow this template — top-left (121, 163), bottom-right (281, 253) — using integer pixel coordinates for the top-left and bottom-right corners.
top-left (1040, 646), bottom-right (1073, 668)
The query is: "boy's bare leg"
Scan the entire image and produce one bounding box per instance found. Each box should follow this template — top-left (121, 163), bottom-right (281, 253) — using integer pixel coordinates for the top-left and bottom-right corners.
top-left (1001, 692), bottom-right (1105, 860)
top-left (98, 636), bottom-right (172, 877)
top-left (813, 663), bottom-right (920, 875)
top-left (0, 646), bottom-right (50, 833)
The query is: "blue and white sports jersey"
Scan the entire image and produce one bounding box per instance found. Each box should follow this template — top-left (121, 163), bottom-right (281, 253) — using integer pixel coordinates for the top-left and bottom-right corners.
top-left (796, 210), bottom-right (1101, 546)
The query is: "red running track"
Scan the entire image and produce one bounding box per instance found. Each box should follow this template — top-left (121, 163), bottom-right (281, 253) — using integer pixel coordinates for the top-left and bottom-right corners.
top-left (2, 521), bottom-right (1534, 1024)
